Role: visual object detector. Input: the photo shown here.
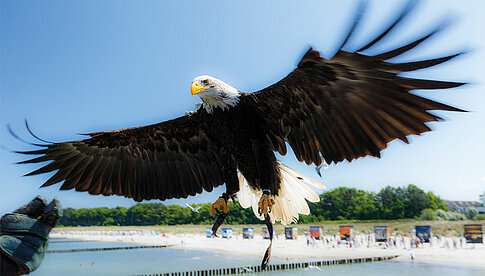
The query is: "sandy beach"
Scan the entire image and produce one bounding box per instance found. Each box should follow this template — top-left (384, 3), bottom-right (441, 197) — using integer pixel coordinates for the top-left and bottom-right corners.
top-left (50, 230), bottom-right (485, 267)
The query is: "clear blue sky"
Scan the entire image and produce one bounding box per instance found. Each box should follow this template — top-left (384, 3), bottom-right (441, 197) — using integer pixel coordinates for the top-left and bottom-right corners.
top-left (1, 0), bottom-right (484, 214)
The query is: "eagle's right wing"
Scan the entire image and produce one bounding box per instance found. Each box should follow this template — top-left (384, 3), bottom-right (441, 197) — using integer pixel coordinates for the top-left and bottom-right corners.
top-left (14, 113), bottom-right (225, 202)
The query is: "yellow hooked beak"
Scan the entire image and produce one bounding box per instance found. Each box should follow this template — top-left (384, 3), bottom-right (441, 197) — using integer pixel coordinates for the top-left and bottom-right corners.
top-left (191, 82), bottom-right (209, 96)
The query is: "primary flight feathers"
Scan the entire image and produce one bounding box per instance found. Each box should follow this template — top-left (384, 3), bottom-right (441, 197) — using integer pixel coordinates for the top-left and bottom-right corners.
top-left (12, 1), bottom-right (465, 204)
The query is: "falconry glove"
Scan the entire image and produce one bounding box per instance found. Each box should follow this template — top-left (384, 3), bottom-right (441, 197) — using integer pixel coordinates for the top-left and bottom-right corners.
top-left (0, 196), bottom-right (62, 275)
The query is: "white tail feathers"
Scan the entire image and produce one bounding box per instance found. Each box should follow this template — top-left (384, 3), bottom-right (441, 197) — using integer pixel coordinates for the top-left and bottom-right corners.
top-left (238, 162), bottom-right (325, 225)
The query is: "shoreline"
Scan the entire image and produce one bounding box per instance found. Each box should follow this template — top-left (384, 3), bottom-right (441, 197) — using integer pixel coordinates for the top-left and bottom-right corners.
top-left (50, 231), bottom-right (485, 267)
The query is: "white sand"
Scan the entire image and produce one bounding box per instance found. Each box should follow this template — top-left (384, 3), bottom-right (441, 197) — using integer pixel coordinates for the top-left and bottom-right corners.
top-left (50, 231), bottom-right (485, 267)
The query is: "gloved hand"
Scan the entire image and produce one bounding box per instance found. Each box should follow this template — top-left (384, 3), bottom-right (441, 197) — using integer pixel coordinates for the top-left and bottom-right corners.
top-left (0, 196), bottom-right (62, 275)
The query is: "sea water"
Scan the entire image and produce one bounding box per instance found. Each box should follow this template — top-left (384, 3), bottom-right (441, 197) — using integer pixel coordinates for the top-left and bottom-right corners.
top-left (31, 239), bottom-right (485, 276)
top-left (32, 239), bottom-right (261, 275)
top-left (265, 262), bottom-right (485, 276)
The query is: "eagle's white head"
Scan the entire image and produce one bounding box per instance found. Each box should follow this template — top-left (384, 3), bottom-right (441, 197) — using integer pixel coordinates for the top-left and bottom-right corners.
top-left (191, 75), bottom-right (240, 114)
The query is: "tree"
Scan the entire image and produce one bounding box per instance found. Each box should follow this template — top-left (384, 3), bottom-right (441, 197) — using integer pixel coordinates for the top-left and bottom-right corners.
top-left (448, 211), bottom-right (466, 221)
top-left (421, 208), bottom-right (437, 220)
top-left (436, 209), bottom-right (449, 220)
top-left (376, 186), bottom-right (406, 219)
top-left (110, 207), bottom-right (128, 225)
top-left (465, 207), bottom-right (478, 219)
top-left (426, 192), bottom-right (448, 211)
top-left (59, 208), bottom-right (75, 226)
top-left (127, 203), bottom-right (166, 225)
top-left (103, 217), bottom-right (115, 226)
top-left (162, 205), bottom-right (192, 225)
top-left (312, 187), bottom-right (378, 220)
top-left (403, 184), bottom-right (429, 218)
top-left (57, 184), bottom-right (451, 225)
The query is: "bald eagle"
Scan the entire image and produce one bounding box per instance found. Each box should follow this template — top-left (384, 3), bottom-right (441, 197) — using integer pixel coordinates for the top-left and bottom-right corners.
top-left (14, 3), bottom-right (464, 228)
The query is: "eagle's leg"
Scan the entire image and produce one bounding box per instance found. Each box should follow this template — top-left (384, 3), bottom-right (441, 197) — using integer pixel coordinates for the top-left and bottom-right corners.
top-left (251, 140), bottom-right (278, 216)
top-left (210, 191), bottom-right (237, 237)
top-left (258, 189), bottom-right (274, 270)
top-left (210, 165), bottom-right (239, 217)
top-left (258, 189), bottom-right (273, 215)
top-left (209, 192), bottom-right (230, 217)
top-left (210, 151), bottom-right (241, 236)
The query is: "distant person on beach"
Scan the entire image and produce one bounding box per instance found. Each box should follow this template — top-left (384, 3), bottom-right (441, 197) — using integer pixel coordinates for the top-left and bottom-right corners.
top-left (0, 196), bottom-right (62, 276)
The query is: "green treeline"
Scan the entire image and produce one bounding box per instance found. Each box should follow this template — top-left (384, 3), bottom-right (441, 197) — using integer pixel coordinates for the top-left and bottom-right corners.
top-left (59, 184), bottom-right (448, 226)
top-left (299, 184), bottom-right (447, 223)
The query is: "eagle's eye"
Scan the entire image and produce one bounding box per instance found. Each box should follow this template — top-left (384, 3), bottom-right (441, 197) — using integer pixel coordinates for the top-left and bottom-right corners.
top-left (202, 79), bottom-right (210, 85)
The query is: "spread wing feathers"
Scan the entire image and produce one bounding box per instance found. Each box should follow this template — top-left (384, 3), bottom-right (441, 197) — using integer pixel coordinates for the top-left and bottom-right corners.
top-left (14, 115), bottom-right (225, 202)
top-left (246, 2), bottom-right (466, 166)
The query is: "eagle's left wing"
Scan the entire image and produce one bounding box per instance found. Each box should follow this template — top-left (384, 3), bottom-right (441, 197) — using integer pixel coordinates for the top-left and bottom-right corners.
top-left (244, 3), bottom-right (466, 166)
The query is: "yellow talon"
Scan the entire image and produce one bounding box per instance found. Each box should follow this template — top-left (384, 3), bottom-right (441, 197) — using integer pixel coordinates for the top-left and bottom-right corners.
top-left (210, 197), bottom-right (229, 216)
top-left (258, 194), bottom-right (273, 215)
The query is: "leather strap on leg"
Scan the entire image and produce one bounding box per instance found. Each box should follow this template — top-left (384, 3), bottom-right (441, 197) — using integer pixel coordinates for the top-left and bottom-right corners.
top-left (261, 213), bottom-right (273, 270)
